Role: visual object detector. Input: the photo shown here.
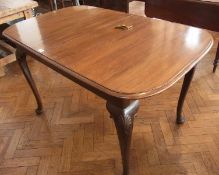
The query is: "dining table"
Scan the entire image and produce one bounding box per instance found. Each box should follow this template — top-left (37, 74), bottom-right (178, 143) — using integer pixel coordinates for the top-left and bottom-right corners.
top-left (3, 6), bottom-right (213, 175)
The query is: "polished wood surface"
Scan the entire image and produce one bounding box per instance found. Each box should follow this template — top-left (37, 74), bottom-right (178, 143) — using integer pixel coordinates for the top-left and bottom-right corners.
top-left (0, 33), bottom-right (219, 175)
top-left (3, 6), bottom-right (213, 99)
top-left (0, 4), bottom-right (216, 175)
top-left (2, 6), bottom-right (214, 175)
top-left (144, 0), bottom-right (219, 72)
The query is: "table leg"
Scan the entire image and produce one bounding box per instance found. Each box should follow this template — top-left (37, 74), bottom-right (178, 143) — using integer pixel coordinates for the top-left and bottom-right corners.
top-left (16, 49), bottom-right (43, 115)
top-left (213, 42), bottom-right (219, 73)
top-left (106, 100), bottom-right (139, 175)
top-left (176, 66), bottom-right (196, 124)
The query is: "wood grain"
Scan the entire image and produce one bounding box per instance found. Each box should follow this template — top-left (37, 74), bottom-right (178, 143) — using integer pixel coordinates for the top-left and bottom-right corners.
top-left (3, 6), bottom-right (213, 99)
top-left (0, 3), bottom-right (219, 175)
top-left (0, 31), bottom-right (218, 175)
top-left (144, 0), bottom-right (219, 72)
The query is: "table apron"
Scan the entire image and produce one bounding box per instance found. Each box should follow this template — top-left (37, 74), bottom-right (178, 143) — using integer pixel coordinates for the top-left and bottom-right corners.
top-left (17, 47), bottom-right (132, 105)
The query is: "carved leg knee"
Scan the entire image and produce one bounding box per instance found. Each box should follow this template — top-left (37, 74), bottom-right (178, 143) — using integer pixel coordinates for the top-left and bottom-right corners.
top-left (106, 100), bottom-right (139, 175)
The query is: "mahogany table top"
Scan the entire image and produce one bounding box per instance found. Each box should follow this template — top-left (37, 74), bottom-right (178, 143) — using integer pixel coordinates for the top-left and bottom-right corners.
top-left (3, 6), bottom-right (213, 99)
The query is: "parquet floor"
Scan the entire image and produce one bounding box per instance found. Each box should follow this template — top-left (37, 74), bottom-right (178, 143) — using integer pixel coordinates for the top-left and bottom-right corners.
top-left (1, 1), bottom-right (219, 175)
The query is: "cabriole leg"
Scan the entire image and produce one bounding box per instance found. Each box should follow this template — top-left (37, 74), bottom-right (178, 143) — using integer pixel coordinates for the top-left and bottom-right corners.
top-left (176, 66), bottom-right (196, 124)
top-left (16, 49), bottom-right (43, 115)
top-left (106, 100), bottom-right (140, 175)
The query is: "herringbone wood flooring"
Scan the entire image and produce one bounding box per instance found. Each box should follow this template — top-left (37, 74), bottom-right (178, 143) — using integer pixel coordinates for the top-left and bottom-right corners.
top-left (1, 1), bottom-right (219, 175)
